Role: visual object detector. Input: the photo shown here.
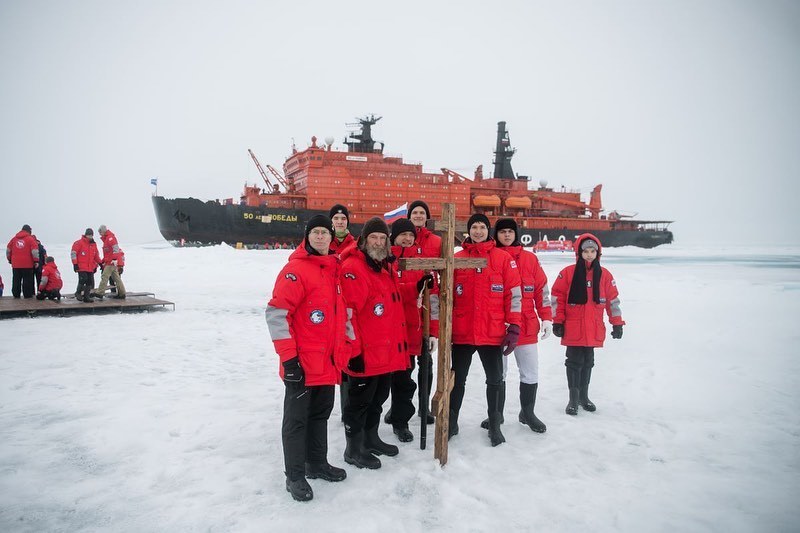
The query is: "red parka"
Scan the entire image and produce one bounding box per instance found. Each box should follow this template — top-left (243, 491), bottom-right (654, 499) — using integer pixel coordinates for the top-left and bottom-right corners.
top-left (452, 239), bottom-right (523, 345)
top-left (266, 243), bottom-right (347, 386)
top-left (71, 236), bottom-right (102, 273)
top-left (100, 229), bottom-right (123, 264)
top-left (497, 245), bottom-right (553, 345)
top-left (6, 230), bottom-right (39, 268)
top-left (414, 226), bottom-right (442, 259)
top-left (39, 261), bottom-right (63, 292)
top-left (551, 233), bottom-right (625, 348)
top-left (329, 232), bottom-right (356, 256)
top-left (392, 244), bottom-right (440, 356)
top-left (340, 246), bottom-right (409, 377)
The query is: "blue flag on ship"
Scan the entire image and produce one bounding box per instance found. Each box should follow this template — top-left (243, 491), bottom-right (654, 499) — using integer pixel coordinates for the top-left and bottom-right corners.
top-left (150, 178), bottom-right (158, 186)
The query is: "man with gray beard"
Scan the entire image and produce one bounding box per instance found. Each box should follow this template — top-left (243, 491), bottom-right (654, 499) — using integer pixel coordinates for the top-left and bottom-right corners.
top-left (338, 217), bottom-right (410, 469)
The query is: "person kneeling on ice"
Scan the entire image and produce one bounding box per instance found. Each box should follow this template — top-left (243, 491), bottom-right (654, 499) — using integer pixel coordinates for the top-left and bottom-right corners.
top-left (551, 233), bottom-right (625, 415)
top-left (266, 215), bottom-right (349, 502)
top-left (339, 217), bottom-right (409, 469)
top-left (482, 218), bottom-right (553, 434)
top-left (36, 257), bottom-right (63, 301)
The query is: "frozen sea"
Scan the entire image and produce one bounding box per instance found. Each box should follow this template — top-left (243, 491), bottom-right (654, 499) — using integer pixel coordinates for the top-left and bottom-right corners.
top-left (1, 243), bottom-right (799, 532)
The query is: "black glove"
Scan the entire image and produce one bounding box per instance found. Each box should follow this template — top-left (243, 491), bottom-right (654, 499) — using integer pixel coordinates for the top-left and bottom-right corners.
top-left (117, 266), bottom-right (123, 275)
top-left (73, 264), bottom-right (79, 272)
top-left (282, 356), bottom-right (304, 383)
top-left (611, 325), bottom-right (623, 339)
top-left (416, 273), bottom-right (434, 293)
top-left (348, 354), bottom-right (365, 373)
top-left (553, 323), bottom-right (564, 338)
top-left (33, 262), bottom-right (39, 271)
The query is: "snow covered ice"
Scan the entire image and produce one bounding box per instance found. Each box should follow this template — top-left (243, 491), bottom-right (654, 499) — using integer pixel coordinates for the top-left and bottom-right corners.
top-left (1, 243), bottom-right (799, 532)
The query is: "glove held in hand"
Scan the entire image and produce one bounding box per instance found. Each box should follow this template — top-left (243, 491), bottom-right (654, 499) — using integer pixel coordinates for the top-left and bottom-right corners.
top-left (282, 356), bottom-right (304, 383)
top-left (348, 354), bottom-right (365, 373)
top-left (611, 324), bottom-right (623, 339)
top-left (501, 324), bottom-right (521, 356)
top-left (416, 274), bottom-right (434, 293)
top-left (553, 323), bottom-right (564, 338)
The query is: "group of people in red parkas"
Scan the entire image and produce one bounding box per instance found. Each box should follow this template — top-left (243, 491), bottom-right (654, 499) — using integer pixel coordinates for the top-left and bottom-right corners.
top-left (266, 200), bottom-right (626, 502)
top-left (4, 224), bottom-right (126, 303)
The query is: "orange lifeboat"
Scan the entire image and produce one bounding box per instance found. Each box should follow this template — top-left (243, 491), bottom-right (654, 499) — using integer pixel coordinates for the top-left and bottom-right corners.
top-left (505, 196), bottom-right (532, 209)
top-left (473, 195), bottom-right (501, 207)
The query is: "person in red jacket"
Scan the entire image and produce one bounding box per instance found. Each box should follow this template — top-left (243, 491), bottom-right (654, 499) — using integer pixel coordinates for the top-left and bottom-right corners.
top-left (71, 228), bottom-right (102, 302)
top-left (109, 248), bottom-right (125, 295)
top-left (406, 199), bottom-right (441, 422)
top-left (328, 204), bottom-right (356, 255)
top-left (91, 225), bottom-right (126, 300)
top-left (407, 200), bottom-right (442, 259)
top-left (339, 217), bottom-right (409, 469)
top-left (551, 233), bottom-right (625, 415)
top-left (383, 218), bottom-right (439, 442)
top-left (6, 224), bottom-right (40, 298)
top-left (36, 256), bottom-right (63, 301)
top-left (449, 214), bottom-right (523, 447)
top-left (266, 215), bottom-right (349, 502)
top-left (483, 218), bottom-right (553, 434)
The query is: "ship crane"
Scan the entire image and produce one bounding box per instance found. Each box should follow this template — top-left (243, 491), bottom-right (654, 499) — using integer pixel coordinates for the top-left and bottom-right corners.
top-left (248, 149), bottom-right (284, 193)
top-left (266, 164), bottom-right (291, 192)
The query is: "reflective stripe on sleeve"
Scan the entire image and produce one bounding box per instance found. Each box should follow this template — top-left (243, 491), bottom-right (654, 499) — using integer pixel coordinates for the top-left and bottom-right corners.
top-left (609, 297), bottom-right (622, 318)
top-left (265, 306), bottom-right (290, 340)
top-left (510, 285), bottom-right (522, 313)
top-left (541, 283), bottom-right (552, 308)
top-left (430, 294), bottom-right (440, 321)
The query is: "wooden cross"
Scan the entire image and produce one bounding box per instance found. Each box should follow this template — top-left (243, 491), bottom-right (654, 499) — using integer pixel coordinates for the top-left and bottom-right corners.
top-left (397, 203), bottom-right (486, 466)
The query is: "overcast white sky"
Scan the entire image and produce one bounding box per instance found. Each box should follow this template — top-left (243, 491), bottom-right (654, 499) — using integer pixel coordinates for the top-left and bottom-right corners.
top-left (2, 0), bottom-right (798, 246)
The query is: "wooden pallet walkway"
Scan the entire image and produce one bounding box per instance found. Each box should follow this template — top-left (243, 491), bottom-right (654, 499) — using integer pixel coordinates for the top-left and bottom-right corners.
top-left (0, 292), bottom-right (175, 319)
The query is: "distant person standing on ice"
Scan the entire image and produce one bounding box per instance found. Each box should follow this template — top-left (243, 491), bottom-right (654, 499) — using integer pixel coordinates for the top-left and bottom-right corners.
top-left (486, 218), bottom-right (553, 434)
top-left (551, 233), bottom-right (625, 416)
top-left (449, 214), bottom-right (522, 447)
top-left (339, 217), bottom-right (409, 469)
top-left (266, 214), bottom-right (349, 502)
top-left (36, 256), bottom-right (63, 301)
top-left (91, 225), bottom-right (126, 300)
top-left (328, 204), bottom-right (356, 255)
top-left (71, 228), bottom-right (102, 302)
top-left (6, 224), bottom-right (40, 299)
top-left (407, 200), bottom-right (442, 258)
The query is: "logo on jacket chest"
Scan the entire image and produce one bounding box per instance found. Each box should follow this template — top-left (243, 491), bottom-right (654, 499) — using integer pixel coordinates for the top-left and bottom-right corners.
top-left (491, 284), bottom-right (503, 292)
top-left (523, 285), bottom-right (534, 293)
top-left (373, 303), bottom-right (385, 316)
top-left (310, 310), bottom-right (325, 324)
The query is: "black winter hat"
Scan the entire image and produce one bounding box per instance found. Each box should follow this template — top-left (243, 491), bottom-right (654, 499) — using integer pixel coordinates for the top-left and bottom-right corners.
top-left (328, 204), bottom-right (349, 222)
top-left (305, 214), bottom-right (334, 240)
top-left (390, 218), bottom-right (416, 244)
top-left (467, 213), bottom-right (491, 232)
top-left (361, 217), bottom-right (390, 239)
top-left (21, 224), bottom-right (32, 232)
top-left (407, 200), bottom-right (431, 220)
top-left (493, 218), bottom-right (519, 246)
top-left (84, 228), bottom-right (94, 236)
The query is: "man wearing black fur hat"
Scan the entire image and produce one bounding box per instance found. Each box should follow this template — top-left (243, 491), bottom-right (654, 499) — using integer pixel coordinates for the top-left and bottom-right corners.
top-left (449, 214), bottom-right (522, 447)
top-left (551, 233), bottom-right (625, 415)
top-left (266, 214), bottom-right (349, 502)
top-left (338, 217), bottom-right (409, 469)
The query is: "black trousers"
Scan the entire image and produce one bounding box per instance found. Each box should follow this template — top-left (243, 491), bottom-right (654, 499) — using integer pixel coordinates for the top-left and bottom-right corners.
top-left (36, 289), bottom-right (61, 301)
top-left (388, 354), bottom-right (418, 428)
top-left (11, 268), bottom-right (35, 298)
top-left (281, 382), bottom-right (335, 481)
top-left (75, 272), bottom-right (95, 300)
top-left (342, 373), bottom-right (391, 435)
top-left (565, 346), bottom-right (595, 371)
top-left (450, 344), bottom-right (504, 416)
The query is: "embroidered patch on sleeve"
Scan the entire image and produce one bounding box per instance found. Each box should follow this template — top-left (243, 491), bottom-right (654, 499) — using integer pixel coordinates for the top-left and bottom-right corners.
top-left (344, 273), bottom-right (357, 280)
top-left (285, 273), bottom-right (297, 281)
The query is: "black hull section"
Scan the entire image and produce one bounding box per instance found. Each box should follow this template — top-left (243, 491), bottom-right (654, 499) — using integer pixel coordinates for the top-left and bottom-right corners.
top-left (152, 196), bottom-right (673, 248)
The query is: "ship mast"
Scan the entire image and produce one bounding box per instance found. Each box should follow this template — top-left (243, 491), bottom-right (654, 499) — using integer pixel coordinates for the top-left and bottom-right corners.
top-left (493, 121), bottom-right (516, 179)
top-left (345, 114), bottom-right (384, 154)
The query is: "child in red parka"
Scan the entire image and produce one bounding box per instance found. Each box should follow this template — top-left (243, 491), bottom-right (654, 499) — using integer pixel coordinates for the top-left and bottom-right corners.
top-left (36, 257), bottom-right (63, 301)
top-left (551, 233), bottom-right (625, 415)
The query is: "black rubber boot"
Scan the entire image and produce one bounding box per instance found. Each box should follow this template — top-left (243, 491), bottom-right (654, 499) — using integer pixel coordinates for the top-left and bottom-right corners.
top-left (285, 477), bottom-right (313, 501)
top-left (344, 432), bottom-right (381, 470)
top-left (519, 382), bottom-right (547, 433)
top-left (363, 426), bottom-right (399, 457)
top-left (481, 381), bottom-right (506, 429)
top-left (566, 367), bottom-right (580, 415)
top-left (305, 461), bottom-right (347, 482)
top-left (383, 407), bottom-right (393, 425)
top-left (487, 384), bottom-right (506, 446)
top-left (392, 425), bottom-right (414, 442)
top-left (579, 367), bottom-right (597, 412)
top-left (448, 409), bottom-right (459, 439)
